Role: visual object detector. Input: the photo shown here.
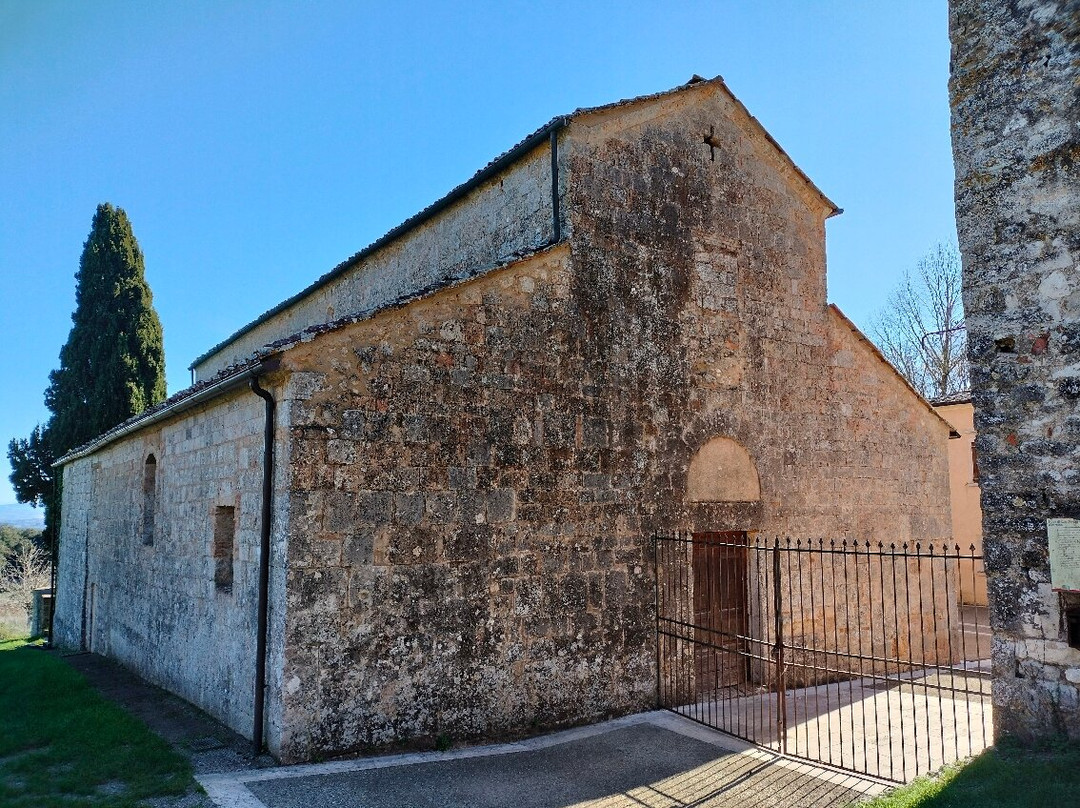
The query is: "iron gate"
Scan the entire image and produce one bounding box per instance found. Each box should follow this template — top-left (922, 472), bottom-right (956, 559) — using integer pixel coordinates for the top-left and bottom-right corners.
top-left (654, 533), bottom-right (992, 783)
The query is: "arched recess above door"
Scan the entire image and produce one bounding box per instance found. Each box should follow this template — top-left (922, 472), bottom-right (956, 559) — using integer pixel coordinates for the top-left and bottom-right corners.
top-left (687, 437), bottom-right (760, 502)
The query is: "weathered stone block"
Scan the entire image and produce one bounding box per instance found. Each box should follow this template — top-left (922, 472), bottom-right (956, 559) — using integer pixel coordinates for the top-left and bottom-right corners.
top-left (425, 492), bottom-right (460, 524)
top-left (323, 491), bottom-right (357, 533)
top-left (326, 439), bottom-right (357, 465)
top-left (445, 525), bottom-right (493, 563)
top-left (343, 530), bottom-right (376, 566)
top-left (394, 493), bottom-right (425, 526)
top-left (448, 466), bottom-right (477, 490)
top-left (356, 492), bottom-right (393, 524)
top-left (487, 489), bottom-right (516, 524)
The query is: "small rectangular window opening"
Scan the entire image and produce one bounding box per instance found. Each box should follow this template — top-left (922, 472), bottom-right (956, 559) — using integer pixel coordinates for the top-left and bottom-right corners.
top-left (971, 444), bottom-right (980, 484)
top-left (1066, 607), bottom-right (1080, 651)
top-left (213, 506), bottom-right (235, 592)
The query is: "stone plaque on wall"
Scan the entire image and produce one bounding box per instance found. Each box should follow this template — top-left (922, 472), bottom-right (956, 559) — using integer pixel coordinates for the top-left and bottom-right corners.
top-left (1048, 519), bottom-right (1080, 592)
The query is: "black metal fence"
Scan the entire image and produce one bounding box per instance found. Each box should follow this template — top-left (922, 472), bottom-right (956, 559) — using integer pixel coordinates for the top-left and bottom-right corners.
top-left (654, 532), bottom-right (991, 783)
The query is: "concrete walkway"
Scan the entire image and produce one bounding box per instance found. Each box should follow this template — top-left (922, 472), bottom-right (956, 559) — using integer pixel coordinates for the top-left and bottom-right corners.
top-left (63, 651), bottom-right (887, 808)
top-left (199, 713), bottom-right (886, 808)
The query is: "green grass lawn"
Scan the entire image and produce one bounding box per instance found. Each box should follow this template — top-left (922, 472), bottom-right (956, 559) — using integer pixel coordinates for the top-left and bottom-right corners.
top-left (0, 638), bottom-right (196, 807)
top-left (859, 739), bottom-right (1080, 808)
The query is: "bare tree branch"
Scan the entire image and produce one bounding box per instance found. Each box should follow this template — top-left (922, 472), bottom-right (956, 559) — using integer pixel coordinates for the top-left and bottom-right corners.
top-left (870, 243), bottom-right (969, 400)
top-left (0, 543), bottom-right (50, 621)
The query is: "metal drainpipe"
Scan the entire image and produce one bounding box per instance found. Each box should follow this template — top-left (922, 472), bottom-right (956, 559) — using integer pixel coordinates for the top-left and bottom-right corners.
top-left (249, 378), bottom-right (276, 756)
top-left (550, 128), bottom-right (561, 242)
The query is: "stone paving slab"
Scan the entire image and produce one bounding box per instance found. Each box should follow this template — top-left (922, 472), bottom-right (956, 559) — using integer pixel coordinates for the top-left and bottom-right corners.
top-left (200, 713), bottom-right (885, 808)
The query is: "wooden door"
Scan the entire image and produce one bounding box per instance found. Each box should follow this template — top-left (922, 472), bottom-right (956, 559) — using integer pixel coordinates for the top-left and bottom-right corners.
top-left (693, 531), bottom-right (749, 693)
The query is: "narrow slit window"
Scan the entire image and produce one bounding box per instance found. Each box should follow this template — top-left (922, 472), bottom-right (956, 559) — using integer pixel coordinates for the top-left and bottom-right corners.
top-left (142, 454), bottom-right (157, 546)
top-left (213, 506), bottom-right (235, 592)
top-left (971, 444), bottom-right (980, 483)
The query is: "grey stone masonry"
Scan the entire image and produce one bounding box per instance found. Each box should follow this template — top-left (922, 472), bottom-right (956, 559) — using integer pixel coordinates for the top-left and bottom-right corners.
top-left (949, 0), bottom-right (1080, 740)
top-left (52, 384), bottom-right (293, 751)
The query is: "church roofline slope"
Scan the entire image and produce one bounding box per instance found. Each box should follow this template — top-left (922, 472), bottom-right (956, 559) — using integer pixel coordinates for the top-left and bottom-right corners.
top-left (929, 390), bottom-right (973, 407)
top-left (59, 243), bottom-right (569, 467)
top-left (827, 304), bottom-right (955, 435)
top-left (54, 357), bottom-right (274, 467)
top-left (190, 75), bottom-right (840, 372)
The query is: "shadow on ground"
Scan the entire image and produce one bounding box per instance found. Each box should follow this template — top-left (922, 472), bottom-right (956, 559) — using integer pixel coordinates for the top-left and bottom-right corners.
top-left (60, 651), bottom-right (273, 807)
top-left (242, 723), bottom-right (867, 808)
top-left (63, 650), bottom-right (876, 808)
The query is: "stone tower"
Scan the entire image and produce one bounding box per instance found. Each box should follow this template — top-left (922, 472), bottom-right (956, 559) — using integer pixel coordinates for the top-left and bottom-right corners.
top-left (949, 0), bottom-right (1080, 740)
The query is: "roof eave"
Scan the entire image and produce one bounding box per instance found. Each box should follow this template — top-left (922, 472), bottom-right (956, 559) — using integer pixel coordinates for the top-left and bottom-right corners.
top-left (55, 358), bottom-right (276, 467)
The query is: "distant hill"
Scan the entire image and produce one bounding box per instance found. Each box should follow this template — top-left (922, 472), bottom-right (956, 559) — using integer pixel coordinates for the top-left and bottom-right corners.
top-left (0, 503), bottom-right (45, 530)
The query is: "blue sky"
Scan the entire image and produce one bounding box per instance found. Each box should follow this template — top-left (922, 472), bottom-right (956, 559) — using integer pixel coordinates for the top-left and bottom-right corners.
top-left (0, 1), bottom-right (956, 508)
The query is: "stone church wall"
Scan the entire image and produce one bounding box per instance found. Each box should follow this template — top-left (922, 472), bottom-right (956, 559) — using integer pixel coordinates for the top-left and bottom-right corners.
top-left (53, 386), bottom-right (292, 746)
top-left (53, 80), bottom-right (956, 764)
top-left (269, 84), bottom-right (952, 761)
top-left (564, 88), bottom-right (953, 684)
top-left (950, 0), bottom-right (1080, 740)
top-left (273, 246), bottom-right (643, 761)
top-left (53, 461), bottom-right (91, 651)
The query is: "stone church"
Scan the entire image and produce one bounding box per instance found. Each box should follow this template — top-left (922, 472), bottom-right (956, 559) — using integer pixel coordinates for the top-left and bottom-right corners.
top-left (53, 76), bottom-right (952, 762)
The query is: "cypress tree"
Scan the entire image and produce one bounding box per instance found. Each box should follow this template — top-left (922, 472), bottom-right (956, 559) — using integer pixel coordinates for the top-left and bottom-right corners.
top-left (8, 203), bottom-right (166, 547)
top-left (45, 203), bottom-right (166, 453)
